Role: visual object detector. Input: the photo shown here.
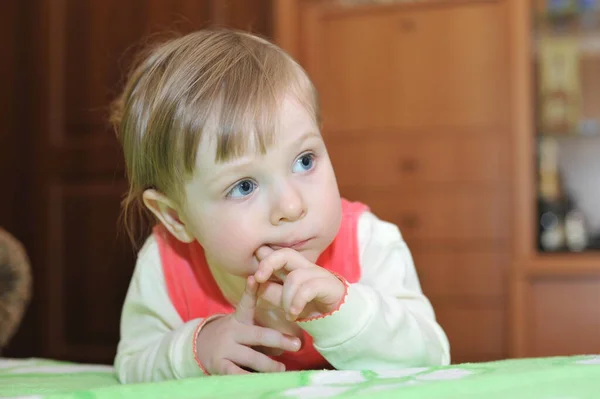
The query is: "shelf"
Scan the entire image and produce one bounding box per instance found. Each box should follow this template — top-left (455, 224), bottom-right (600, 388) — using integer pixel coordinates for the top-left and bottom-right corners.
top-left (532, 33), bottom-right (600, 56)
top-left (524, 253), bottom-right (600, 277)
top-left (536, 9), bottom-right (600, 32)
top-left (538, 126), bottom-right (600, 138)
top-left (533, 10), bottom-right (600, 56)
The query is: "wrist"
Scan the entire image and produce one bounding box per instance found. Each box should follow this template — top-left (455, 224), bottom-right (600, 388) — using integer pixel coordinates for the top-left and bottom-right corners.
top-left (330, 273), bottom-right (349, 311)
top-left (298, 273), bottom-right (349, 322)
top-left (193, 314), bottom-right (227, 375)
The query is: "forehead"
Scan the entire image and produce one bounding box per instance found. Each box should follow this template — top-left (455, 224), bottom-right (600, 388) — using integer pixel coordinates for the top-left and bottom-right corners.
top-left (199, 96), bottom-right (317, 166)
top-left (279, 96), bottom-right (316, 129)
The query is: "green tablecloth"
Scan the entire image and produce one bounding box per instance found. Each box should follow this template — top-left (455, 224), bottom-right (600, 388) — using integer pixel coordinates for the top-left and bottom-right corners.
top-left (2, 355), bottom-right (600, 398)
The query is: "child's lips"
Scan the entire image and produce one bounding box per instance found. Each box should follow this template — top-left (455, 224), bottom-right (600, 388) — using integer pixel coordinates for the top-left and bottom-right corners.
top-left (269, 238), bottom-right (312, 251)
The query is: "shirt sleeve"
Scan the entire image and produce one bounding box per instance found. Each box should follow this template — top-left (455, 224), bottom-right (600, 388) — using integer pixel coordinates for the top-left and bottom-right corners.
top-left (298, 211), bottom-right (451, 369)
top-left (114, 236), bottom-right (216, 383)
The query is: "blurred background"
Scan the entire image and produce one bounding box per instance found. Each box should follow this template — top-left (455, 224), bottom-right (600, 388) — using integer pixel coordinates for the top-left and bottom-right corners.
top-left (1, 0), bottom-right (599, 365)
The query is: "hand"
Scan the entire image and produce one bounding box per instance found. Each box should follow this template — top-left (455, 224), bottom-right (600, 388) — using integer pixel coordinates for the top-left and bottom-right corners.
top-left (195, 276), bottom-right (302, 375)
top-left (254, 247), bottom-right (346, 322)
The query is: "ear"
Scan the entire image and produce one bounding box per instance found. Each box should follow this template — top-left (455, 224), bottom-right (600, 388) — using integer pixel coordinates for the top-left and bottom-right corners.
top-left (142, 189), bottom-right (194, 243)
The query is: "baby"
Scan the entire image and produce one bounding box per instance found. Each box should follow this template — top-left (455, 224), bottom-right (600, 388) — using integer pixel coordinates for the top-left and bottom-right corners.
top-left (111, 29), bottom-right (450, 383)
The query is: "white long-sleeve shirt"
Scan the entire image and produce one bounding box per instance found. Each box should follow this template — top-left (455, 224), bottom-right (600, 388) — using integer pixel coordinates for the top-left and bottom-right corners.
top-left (115, 211), bottom-right (450, 383)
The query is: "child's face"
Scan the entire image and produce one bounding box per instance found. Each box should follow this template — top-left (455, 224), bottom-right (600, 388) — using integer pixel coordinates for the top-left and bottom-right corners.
top-left (179, 96), bottom-right (342, 276)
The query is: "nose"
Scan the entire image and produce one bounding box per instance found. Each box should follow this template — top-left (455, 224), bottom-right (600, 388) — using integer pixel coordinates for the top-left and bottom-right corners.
top-left (269, 182), bottom-right (306, 225)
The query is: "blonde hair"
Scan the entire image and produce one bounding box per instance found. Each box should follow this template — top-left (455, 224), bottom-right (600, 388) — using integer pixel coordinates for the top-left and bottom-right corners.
top-left (110, 29), bottom-right (320, 246)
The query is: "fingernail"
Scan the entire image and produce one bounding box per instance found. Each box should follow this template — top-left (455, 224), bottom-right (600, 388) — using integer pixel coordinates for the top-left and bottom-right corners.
top-left (290, 338), bottom-right (301, 351)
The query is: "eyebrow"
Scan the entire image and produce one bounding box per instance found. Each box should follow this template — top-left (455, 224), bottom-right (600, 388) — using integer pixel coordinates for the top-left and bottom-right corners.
top-left (291, 131), bottom-right (321, 149)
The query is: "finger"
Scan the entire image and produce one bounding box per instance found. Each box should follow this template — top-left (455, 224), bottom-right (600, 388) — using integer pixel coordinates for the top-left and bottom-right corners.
top-left (254, 346), bottom-right (284, 357)
top-left (235, 276), bottom-right (258, 325)
top-left (255, 248), bottom-right (310, 283)
top-left (281, 269), bottom-right (313, 315)
top-left (289, 278), bottom-right (331, 320)
top-left (257, 281), bottom-right (284, 308)
top-left (237, 324), bottom-right (301, 352)
top-left (254, 254), bottom-right (286, 284)
top-left (217, 359), bottom-right (251, 375)
top-left (255, 245), bottom-right (274, 262)
top-left (228, 345), bottom-right (285, 373)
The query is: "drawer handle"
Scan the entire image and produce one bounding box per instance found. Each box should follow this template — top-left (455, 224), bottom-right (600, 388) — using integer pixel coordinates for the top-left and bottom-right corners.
top-left (398, 18), bottom-right (416, 32)
top-left (398, 158), bottom-right (419, 173)
top-left (399, 214), bottom-right (419, 229)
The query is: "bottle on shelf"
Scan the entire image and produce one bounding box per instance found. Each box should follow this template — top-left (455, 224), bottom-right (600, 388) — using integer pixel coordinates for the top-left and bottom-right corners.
top-left (537, 136), bottom-right (590, 252)
top-left (538, 36), bottom-right (582, 135)
top-left (537, 137), bottom-right (567, 251)
top-left (565, 208), bottom-right (589, 251)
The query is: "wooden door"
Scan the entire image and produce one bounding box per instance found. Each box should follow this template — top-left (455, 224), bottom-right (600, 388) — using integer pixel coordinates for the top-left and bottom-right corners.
top-left (0, 0), bottom-right (37, 357)
top-left (6, 0), bottom-right (271, 364)
top-left (0, 1), bottom-right (29, 242)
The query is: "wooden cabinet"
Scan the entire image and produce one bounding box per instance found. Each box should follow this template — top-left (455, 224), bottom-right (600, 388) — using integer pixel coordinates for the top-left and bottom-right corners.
top-left (509, 1), bottom-right (600, 358)
top-left (275, 0), bottom-right (511, 363)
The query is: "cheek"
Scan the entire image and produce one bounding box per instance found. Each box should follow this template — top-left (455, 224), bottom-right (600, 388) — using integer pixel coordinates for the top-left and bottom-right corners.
top-left (312, 162), bottom-right (342, 234)
top-left (321, 193), bottom-right (342, 233)
top-left (194, 206), bottom-right (262, 261)
top-left (318, 160), bottom-right (341, 206)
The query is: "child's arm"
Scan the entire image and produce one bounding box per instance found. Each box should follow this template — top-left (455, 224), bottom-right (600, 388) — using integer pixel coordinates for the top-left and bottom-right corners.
top-left (115, 238), bottom-right (299, 383)
top-left (114, 238), bottom-right (206, 383)
top-left (255, 211), bottom-right (450, 370)
top-left (299, 211), bottom-right (450, 369)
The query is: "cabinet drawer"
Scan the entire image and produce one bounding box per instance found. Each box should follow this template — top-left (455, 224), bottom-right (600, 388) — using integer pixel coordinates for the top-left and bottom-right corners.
top-left (328, 134), bottom-right (508, 187)
top-left (412, 249), bottom-right (508, 299)
top-left (526, 277), bottom-right (600, 357)
top-left (341, 187), bottom-right (509, 241)
top-left (434, 305), bottom-right (506, 363)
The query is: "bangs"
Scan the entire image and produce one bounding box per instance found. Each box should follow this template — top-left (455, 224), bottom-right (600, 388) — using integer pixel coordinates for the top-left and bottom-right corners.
top-left (204, 61), bottom-right (318, 164)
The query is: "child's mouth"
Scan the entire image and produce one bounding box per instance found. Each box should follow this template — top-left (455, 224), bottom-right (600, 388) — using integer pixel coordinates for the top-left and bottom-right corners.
top-left (268, 238), bottom-right (312, 251)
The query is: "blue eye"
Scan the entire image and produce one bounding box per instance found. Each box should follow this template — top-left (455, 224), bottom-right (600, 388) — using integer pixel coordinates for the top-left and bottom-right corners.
top-left (227, 180), bottom-right (256, 198)
top-left (293, 153), bottom-right (315, 173)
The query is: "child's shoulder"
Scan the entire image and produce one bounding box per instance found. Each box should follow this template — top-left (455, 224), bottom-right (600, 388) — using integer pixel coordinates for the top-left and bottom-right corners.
top-left (340, 198), bottom-right (370, 217)
top-left (124, 233), bottom-right (166, 289)
top-left (348, 202), bottom-right (405, 245)
top-left (136, 233), bottom-right (160, 263)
